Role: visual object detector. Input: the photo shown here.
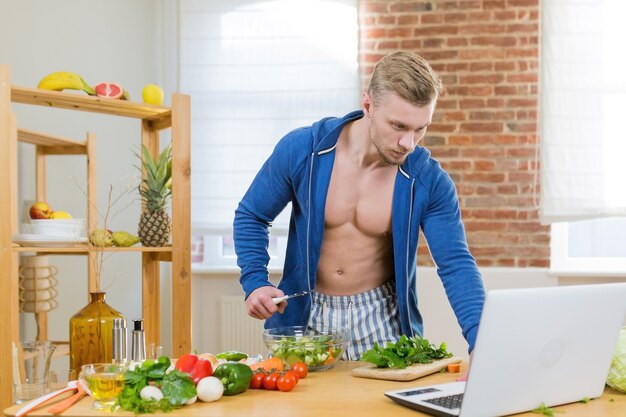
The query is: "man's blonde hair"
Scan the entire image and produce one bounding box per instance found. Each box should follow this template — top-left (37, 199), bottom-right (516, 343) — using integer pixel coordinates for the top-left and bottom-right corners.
top-left (367, 51), bottom-right (442, 106)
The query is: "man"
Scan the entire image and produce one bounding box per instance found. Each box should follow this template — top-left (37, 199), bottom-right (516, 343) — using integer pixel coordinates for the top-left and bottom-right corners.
top-left (234, 51), bottom-right (485, 360)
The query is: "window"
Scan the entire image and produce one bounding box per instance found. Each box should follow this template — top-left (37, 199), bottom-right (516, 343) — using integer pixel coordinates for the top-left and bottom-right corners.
top-left (177, 0), bottom-right (360, 271)
top-left (542, 0), bottom-right (626, 274)
top-left (551, 220), bottom-right (626, 275)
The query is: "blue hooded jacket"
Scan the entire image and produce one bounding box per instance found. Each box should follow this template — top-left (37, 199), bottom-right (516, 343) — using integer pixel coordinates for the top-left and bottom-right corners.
top-left (234, 111), bottom-right (485, 352)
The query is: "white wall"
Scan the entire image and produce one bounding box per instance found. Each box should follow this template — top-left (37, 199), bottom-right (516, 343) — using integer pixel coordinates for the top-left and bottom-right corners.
top-left (0, 0), bottom-right (173, 365)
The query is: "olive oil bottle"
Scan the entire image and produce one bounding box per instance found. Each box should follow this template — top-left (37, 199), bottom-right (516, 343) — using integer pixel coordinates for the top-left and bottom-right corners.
top-left (69, 292), bottom-right (125, 378)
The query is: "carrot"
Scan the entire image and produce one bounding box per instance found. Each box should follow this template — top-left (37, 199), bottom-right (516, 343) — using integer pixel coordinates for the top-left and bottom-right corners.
top-left (447, 363), bottom-right (461, 373)
top-left (248, 357), bottom-right (283, 372)
top-left (323, 346), bottom-right (336, 365)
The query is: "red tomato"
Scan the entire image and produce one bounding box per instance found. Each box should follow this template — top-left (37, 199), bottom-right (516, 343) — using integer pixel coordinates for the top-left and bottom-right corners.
top-left (284, 370), bottom-right (299, 383)
top-left (277, 373), bottom-right (297, 392)
top-left (291, 362), bottom-right (308, 379)
top-left (263, 372), bottom-right (280, 390)
top-left (250, 372), bottom-right (266, 389)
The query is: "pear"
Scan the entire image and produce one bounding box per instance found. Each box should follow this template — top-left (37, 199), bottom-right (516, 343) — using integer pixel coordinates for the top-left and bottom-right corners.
top-left (112, 231), bottom-right (140, 247)
top-left (90, 229), bottom-right (113, 247)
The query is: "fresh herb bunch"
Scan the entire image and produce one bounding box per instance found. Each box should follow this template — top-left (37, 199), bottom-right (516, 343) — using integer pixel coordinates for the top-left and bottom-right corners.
top-left (360, 335), bottom-right (453, 369)
top-left (115, 356), bottom-right (196, 414)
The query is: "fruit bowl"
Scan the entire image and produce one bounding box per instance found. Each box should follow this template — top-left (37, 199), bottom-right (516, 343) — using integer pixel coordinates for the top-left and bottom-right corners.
top-left (30, 218), bottom-right (87, 238)
top-left (262, 326), bottom-right (349, 371)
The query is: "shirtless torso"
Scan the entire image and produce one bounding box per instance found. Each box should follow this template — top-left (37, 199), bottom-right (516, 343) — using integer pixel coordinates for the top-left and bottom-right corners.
top-left (316, 122), bottom-right (397, 295)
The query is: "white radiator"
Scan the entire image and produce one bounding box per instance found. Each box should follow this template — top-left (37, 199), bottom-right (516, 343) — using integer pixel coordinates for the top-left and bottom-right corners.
top-left (219, 296), bottom-right (267, 355)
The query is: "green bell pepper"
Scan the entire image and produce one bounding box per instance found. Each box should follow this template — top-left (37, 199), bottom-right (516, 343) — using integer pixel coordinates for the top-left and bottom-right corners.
top-left (214, 362), bottom-right (253, 396)
top-left (216, 350), bottom-right (248, 361)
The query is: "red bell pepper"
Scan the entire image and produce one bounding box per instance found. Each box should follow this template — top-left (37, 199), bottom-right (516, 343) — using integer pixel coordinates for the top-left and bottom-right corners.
top-left (175, 353), bottom-right (198, 373)
top-left (174, 353), bottom-right (213, 385)
top-left (190, 358), bottom-right (213, 384)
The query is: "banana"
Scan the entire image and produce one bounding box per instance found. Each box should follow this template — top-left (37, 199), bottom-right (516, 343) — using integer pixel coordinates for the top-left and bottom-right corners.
top-left (37, 71), bottom-right (96, 95)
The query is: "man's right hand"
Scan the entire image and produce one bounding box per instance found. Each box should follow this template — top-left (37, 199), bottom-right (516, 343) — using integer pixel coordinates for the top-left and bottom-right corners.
top-left (245, 286), bottom-right (287, 320)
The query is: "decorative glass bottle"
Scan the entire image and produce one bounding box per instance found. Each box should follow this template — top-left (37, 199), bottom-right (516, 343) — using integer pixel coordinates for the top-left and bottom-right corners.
top-left (69, 292), bottom-right (125, 378)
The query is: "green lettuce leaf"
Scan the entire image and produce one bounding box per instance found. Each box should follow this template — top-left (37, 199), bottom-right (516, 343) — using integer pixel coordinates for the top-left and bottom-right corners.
top-left (359, 335), bottom-right (453, 369)
top-left (606, 327), bottom-right (626, 393)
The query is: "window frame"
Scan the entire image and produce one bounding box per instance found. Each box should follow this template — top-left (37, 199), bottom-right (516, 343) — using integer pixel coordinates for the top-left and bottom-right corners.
top-left (549, 222), bottom-right (626, 277)
top-left (192, 224), bottom-right (288, 274)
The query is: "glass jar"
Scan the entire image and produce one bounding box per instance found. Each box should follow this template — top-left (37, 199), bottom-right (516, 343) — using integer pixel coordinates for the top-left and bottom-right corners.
top-left (69, 292), bottom-right (125, 378)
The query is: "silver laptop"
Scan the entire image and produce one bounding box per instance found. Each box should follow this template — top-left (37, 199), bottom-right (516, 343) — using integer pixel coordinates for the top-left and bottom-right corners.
top-left (385, 283), bottom-right (626, 417)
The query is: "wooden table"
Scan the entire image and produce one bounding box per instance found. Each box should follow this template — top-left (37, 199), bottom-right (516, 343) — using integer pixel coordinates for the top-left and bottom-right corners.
top-left (4, 362), bottom-right (625, 417)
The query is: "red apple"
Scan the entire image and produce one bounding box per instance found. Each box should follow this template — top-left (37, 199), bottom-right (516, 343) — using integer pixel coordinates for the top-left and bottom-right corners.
top-left (29, 202), bottom-right (52, 219)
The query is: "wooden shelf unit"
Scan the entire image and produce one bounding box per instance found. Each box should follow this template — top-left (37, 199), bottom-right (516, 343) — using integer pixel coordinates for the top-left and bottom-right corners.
top-left (11, 86), bottom-right (172, 128)
top-left (11, 245), bottom-right (173, 253)
top-left (0, 65), bottom-right (191, 411)
top-left (17, 128), bottom-right (88, 154)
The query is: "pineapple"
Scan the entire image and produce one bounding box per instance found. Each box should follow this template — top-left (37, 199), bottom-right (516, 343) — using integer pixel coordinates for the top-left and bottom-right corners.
top-left (138, 143), bottom-right (172, 247)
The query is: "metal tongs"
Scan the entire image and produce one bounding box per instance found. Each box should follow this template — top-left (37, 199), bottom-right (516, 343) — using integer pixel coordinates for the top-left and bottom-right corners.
top-left (272, 290), bottom-right (313, 304)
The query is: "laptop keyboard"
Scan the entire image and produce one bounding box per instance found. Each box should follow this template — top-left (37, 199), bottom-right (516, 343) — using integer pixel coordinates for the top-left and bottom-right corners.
top-left (424, 393), bottom-right (464, 409)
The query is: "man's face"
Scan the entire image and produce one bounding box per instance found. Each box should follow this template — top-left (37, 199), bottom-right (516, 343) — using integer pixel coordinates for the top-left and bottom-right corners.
top-left (364, 91), bottom-right (436, 166)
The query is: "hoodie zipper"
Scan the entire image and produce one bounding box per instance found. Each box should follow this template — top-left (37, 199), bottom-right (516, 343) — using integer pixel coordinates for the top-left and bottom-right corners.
top-left (405, 178), bottom-right (416, 337)
top-left (306, 152), bottom-right (315, 294)
top-left (304, 144), bottom-right (337, 325)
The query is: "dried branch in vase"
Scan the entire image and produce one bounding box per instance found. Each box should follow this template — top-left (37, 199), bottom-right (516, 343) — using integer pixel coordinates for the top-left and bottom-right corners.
top-left (74, 176), bottom-right (139, 290)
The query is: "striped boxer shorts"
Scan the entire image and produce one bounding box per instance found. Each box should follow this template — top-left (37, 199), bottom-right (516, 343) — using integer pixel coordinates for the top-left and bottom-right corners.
top-left (307, 281), bottom-right (402, 360)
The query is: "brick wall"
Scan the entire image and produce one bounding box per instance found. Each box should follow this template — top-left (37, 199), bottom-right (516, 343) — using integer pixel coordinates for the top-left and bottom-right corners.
top-left (358, 0), bottom-right (550, 267)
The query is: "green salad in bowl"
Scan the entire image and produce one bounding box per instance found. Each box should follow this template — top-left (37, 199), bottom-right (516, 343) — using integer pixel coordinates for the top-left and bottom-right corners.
top-left (262, 326), bottom-right (349, 371)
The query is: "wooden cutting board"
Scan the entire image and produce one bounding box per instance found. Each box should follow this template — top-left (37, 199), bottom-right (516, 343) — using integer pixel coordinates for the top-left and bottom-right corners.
top-left (351, 356), bottom-right (463, 381)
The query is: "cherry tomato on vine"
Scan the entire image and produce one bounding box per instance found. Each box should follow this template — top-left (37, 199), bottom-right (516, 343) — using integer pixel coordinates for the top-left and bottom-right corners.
top-left (277, 373), bottom-right (298, 392)
top-left (250, 372), bottom-right (266, 389)
top-left (263, 372), bottom-right (280, 390)
top-left (291, 362), bottom-right (308, 379)
top-left (284, 370), bottom-right (299, 383)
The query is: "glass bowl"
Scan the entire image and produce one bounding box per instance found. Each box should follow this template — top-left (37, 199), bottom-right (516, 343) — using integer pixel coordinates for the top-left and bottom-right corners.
top-left (79, 363), bottom-right (126, 410)
top-left (262, 326), bottom-right (349, 371)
